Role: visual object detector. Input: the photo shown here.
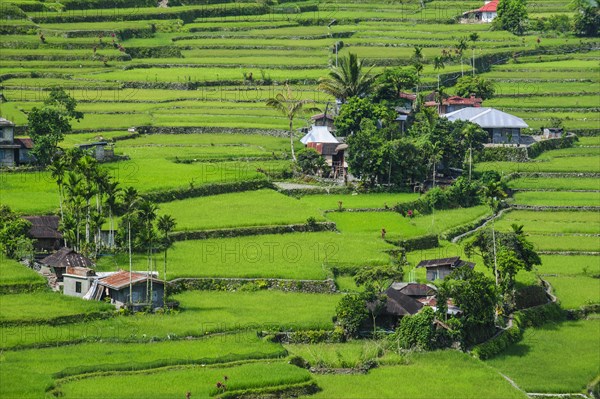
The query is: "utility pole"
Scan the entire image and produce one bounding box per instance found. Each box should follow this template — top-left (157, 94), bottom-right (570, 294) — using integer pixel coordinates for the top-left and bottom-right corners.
top-left (472, 48), bottom-right (475, 76)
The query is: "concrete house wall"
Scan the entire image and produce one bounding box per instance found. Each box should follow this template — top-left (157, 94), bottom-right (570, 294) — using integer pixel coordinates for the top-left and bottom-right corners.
top-left (63, 275), bottom-right (95, 298)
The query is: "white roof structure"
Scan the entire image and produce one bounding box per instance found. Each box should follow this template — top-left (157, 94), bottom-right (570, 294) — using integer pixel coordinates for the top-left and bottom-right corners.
top-left (300, 125), bottom-right (339, 145)
top-left (443, 107), bottom-right (528, 129)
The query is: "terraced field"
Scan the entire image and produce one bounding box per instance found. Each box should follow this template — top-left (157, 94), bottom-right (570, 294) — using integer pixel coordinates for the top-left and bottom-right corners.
top-left (1, 0), bottom-right (598, 397)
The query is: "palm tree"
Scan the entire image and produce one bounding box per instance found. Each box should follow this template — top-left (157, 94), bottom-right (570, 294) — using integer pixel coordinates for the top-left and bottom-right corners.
top-left (122, 186), bottom-right (139, 306)
top-left (64, 171), bottom-right (84, 251)
top-left (433, 56), bottom-right (445, 72)
top-left (480, 181), bottom-right (508, 298)
top-left (461, 123), bottom-right (484, 181)
top-left (266, 85), bottom-right (320, 162)
top-left (104, 180), bottom-right (121, 249)
top-left (469, 33), bottom-right (479, 76)
top-left (157, 214), bottom-right (176, 307)
top-left (137, 199), bottom-right (158, 307)
top-left (77, 155), bottom-right (98, 248)
top-left (48, 157), bottom-right (66, 223)
top-left (455, 37), bottom-right (468, 76)
top-left (318, 53), bottom-right (378, 103)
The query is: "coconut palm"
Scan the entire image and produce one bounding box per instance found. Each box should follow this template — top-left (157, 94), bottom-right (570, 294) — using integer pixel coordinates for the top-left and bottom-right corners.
top-left (318, 53), bottom-right (378, 103)
top-left (266, 85), bottom-right (320, 162)
top-left (157, 214), bottom-right (176, 307)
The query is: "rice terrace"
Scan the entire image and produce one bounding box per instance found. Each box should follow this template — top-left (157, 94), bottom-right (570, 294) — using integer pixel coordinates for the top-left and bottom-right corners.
top-left (0, 0), bottom-right (598, 397)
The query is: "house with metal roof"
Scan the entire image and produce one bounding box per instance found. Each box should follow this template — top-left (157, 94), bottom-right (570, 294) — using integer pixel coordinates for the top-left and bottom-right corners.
top-left (300, 126), bottom-right (347, 178)
top-left (0, 118), bottom-right (35, 167)
top-left (416, 257), bottom-right (475, 281)
top-left (443, 107), bottom-right (529, 144)
top-left (63, 266), bottom-right (97, 298)
top-left (40, 247), bottom-right (93, 282)
top-left (462, 0), bottom-right (499, 23)
top-left (91, 270), bottom-right (165, 310)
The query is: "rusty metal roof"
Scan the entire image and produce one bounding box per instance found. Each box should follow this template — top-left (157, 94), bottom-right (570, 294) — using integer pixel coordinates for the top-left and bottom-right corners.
top-left (41, 247), bottom-right (93, 269)
top-left (98, 270), bottom-right (162, 290)
top-left (65, 266), bottom-right (96, 277)
top-left (14, 137), bottom-right (34, 149)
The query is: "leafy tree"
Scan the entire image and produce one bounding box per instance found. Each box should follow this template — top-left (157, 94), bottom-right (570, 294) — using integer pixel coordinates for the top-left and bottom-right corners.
top-left (0, 206), bottom-right (33, 259)
top-left (465, 227), bottom-right (541, 311)
top-left (437, 267), bottom-right (498, 345)
top-left (373, 67), bottom-right (419, 103)
top-left (318, 53), bottom-right (379, 102)
top-left (335, 293), bottom-right (369, 337)
top-left (346, 119), bottom-right (425, 187)
top-left (495, 0), bottom-right (528, 36)
top-left (27, 88), bottom-right (83, 166)
top-left (354, 265), bottom-right (403, 294)
top-left (454, 75), bottom-right (495, 100)
top-left (296, 148), bottom-right (326, 175)
top-left (571, 0), bottom-right (599, 36)
top-left (390, 306), bottom-right (436, 350)
top-left (266, 85), bottom-right (319, 162)
top-left (334, 97), bottom-right (395, 137)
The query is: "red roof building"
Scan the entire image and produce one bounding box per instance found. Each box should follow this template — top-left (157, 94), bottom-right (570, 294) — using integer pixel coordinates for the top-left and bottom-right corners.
top-left (462, 0), bottom-right (499, 23)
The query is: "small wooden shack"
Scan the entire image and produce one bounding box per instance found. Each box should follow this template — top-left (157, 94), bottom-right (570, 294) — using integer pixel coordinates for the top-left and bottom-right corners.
top-left (416, 257), bottom-right (475, 281)
top-left (23, 215), bottom-right (63, 253)
top-left (93, 270), bottom-right (165, 310)
top-left (39, 247), bottom-right (93, 282)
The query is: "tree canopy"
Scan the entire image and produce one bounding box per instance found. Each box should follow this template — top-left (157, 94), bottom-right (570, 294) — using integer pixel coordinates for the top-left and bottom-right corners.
top-left (454, 76), bottom-right (496, 100)
top-left (318, 53), bottom-right (379, 102)
top-left (27, 88), bottom-right (83, 167)
top-left (495, 0), bottom-right (528, 36)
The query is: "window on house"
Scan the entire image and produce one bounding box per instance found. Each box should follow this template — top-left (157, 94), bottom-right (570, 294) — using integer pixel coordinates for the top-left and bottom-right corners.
top-left (75, 281), bottom-right (82, 293)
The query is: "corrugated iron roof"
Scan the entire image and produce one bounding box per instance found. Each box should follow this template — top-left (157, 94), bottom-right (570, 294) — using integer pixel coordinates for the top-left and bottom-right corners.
top-left (98, 270), bottom-right (163, 290)
top-left (41, 248), bottom-right (94, 269)
top-left (14, 137), bottom-right (34, 149)
top-left (65, 266), bottom-right (96, 277)
top-left (300, 126), bottom-right (339, 144)
top-left (444, 107), bottom-right (528, 129)
top-left (443, 95), bottom-right (483, 106)
top-left (478, 0), bottom-right (499, 12)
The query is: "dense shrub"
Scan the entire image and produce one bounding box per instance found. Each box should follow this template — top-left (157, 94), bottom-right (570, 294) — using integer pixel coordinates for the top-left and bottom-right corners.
top-left (471, 324), bottom-right (522, 360)
top-left (142, 179), bottom-right (273, 203)
top-left (335, 293), bottom-right (369, 338)
top-left (395, 177), bottom-right (481, 216)
top-left (390, 307), bottom-right (436, 350)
